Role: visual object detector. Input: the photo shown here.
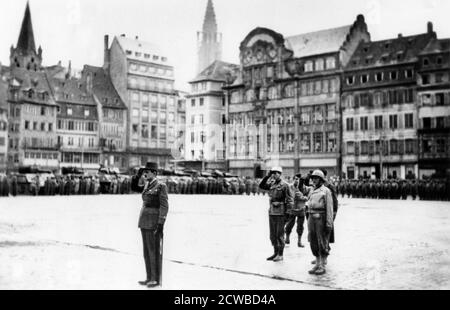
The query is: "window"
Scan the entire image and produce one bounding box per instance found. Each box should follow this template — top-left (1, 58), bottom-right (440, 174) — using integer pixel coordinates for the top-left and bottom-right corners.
top-left (304, 61), bottom-right (313, 72)
top-left (423, 58), bottom-right (430, 66)
top-left (422, 117), bottom-right (431, 129)
top-left (315, 59), bottom-right (324, 71)
top-left (436, 117), bottom-right (445, 129)
top-left (48, 123), bottom-right (53, 132)
top-left (300, 107), bottom-right (311, 125)
top-left (84, 109), bottom-right (90, 117)
top-left (405, 114), bottom-right (414, 129)
top-left (326, 104), bottom-right (335, 122)
top-left (422, 74), bottom-right (430, 85)
top-left (361, 141), bottom-right (369, 155)
top-left (405, 139), bottom-right (415, 154)
top-left (67, 108), bottom-right (72, 116)
top-left (375, 115), bottom-right (383, 130)
top-left (313, 132), bottom-right (323, 152)
top-left (142, 109), bottom-right (149, 122)
top-left (326, 57), bottom-right (336, 69)
top-left (360, 116), bottom-right (368, 131)
top-left (151, 126), bottom-right (158, 139)
top-left (191, 132), bottom-right (195, 143)
top-left (313, 106), bottom-right (323, 124)
top-left (199, 114), bottom-right (204, 124)
top-left (346, 118), bottom-right (354, 131)
top-left (141, 125), bottom-right (149, 138)
top-left (132, 124), bottom-right (139, 135)
top-left (375, 72), bottom-right (383, 82)
top-left (436, 138), bottom-right (445, 153)
top-left (268, 86), bottom-right (278, 99)
top-left (422, 94), bottom-right (432, 105)
top-left (25, 121), bottom-right (29, 130)
top-left (191, 115), bottom-right (195, 125)
top-left (436, 93), bottom-right (445, 106)
top-left (347, 76), bottom-right (355, 85)
top-left (436, 73), bottom-right (444, 83)
top-left (361, 75), bottom-right (369, 84)
top-left (390, 71), bottom-right (398, 80)
top-left (347, 142), bottom-right (355, 155)
top-left (132, 108), bottom-right (139, 118)
top-left (389, 115), bottom-right (398, 129)
top-left (390, 140), bottom-right (399, 154)
top-left (300, 133), bottom-right (310, 153)
top-left (200, 98), bottom-right (204, 106)
top-left (40, 123), bottom-right (45, 131)
top-left (326, 132), bottom-right (336, 152)
top-left (405, 69), bottom-right (413, 78)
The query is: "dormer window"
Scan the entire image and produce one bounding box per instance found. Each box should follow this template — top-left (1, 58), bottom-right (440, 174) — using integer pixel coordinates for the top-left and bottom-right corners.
top-left (126, 50), bottom-right (132, 55)
top-left (390, 71), bottom-right (398, 80)
top-left (437, 57), bottom-right (443, 65)
top-left (135, 52), bottom-right (142, 57)
top-left (405, 69), bottom-right (413, 78)
top-left (144, 54), bottom-right (150, 59)
top-left (153, 55), bottom-right (159, 61)
top-left (396, 52), bottom-right (404, 61)
top-left (363, 47), bottom-right (369, 53)
top-left (361, 75), bottom-right (369, 84)
top-left (423, 58), bottom-right (430, 66)
top-left (375, 72), bottom-right (383, 82)
top-left (381, 55), bottom-right (389, 62)
top-left (347, 76), bottom-right (355, 85)
top-left (384, 43), bottom-right (390, 49)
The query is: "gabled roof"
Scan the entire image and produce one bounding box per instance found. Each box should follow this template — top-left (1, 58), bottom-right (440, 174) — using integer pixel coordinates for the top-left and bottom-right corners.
top-left (420, 38), bottom-right (450, 55)
top-left (16, 2), bottom-right (36, 53)
top-left (8, 68), bottom-right (54, 98)
top-left (115, 35), bottom-right (171, 66)
top-left (346, 32), bottom-right (436, 69)
top-left (49, 76), bottom-right (96, 106)
top-left (285, 25), bottom-right (352, 58)
top-left (190, 60), bottom-right (239, 83)
top-left (82, 65), bottom-right (126, 109)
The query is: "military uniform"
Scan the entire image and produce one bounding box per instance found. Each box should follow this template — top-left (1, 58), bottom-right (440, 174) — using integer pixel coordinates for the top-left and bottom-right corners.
top-left (306, 177), bottom-right (334, 275)
top-left (285, 184), bottom-right (307, 246)
top-left (259, 170), bottom-right (294, 261)
top-left (131, 164), bottom-right (168, 286)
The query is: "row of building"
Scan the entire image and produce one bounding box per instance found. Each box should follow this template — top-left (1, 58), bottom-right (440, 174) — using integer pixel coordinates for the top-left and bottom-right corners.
top-left (1, 1), bottom-right (449, 180)
top-left (185, 2), bottom-right (449, 180)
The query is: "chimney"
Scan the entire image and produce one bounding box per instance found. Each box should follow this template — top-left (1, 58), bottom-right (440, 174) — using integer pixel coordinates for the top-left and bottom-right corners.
top-left (135, 36), bottom-right (139, 40)
top-left (427, 22), bottom-right (433, 33)
top-left (398, 33), bottom-right (403, 38)
top-left (103, 35), bottom-right (110, 70)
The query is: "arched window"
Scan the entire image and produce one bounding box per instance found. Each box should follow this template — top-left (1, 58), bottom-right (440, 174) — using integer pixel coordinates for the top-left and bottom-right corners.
top-left (245, 89), bottom-right (255, 102)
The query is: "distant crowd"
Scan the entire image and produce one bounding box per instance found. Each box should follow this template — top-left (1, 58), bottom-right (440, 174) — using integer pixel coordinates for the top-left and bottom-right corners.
top-left (1, 172), bottom-right (449, 202)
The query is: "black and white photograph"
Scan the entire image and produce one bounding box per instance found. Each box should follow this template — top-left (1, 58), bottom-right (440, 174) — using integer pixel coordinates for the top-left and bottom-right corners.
top-left (0, 0), bottom-right (449, 294)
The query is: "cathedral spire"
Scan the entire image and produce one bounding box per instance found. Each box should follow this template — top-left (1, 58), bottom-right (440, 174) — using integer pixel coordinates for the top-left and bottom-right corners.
top-left (17, 1), bottom-right (36, 53)
top-left (202, 0), bottom-right (217, 33)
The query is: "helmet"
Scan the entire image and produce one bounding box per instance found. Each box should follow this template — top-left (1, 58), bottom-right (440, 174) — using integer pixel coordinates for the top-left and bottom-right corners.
top-left (270, 166), bottom-right (283, 174)
top-left (311, 170), bottom-right (326, 181)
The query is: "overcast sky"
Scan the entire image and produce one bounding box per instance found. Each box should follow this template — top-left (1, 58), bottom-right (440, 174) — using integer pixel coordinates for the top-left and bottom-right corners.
top-left (1, 0), bottom-right (449, 91)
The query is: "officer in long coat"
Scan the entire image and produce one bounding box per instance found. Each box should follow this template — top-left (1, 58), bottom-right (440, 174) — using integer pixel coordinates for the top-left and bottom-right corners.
top-left (259, 166), bottom-right (294, 262)
top-left (131, 162), bottom-right (168, 288)
top-left (306, 170), bottom-right (334, 275)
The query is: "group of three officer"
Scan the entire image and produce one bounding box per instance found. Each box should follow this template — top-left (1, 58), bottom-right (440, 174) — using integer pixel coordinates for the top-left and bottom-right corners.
top-left (259, 167), bottom-right (335, 275)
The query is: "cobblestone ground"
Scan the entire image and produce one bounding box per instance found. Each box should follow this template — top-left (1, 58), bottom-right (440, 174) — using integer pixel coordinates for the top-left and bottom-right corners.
top-left (0, 194), bottom-right (449, 290)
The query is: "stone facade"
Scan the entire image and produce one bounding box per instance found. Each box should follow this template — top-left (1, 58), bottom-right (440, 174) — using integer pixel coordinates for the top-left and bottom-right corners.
top-left (416, 38), bottom-right (450, 178)
top-left (224, 16), bottom-right (369, 177)
top-left (106, 35), bottom-right (177, 169)
top-left (342, 24), bottom-right (437, 179)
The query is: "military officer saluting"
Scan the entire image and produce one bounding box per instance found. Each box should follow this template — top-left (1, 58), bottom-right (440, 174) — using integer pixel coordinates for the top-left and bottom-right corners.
top-left (259, 166), bottom-right (294, 262)
top-left (306, 170), bottom-right (334, 275)
top-left (131, 162), bottom-right (168, 288)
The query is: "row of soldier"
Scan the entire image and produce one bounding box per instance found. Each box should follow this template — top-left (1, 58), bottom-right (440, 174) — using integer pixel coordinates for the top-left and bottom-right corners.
top-left (0, 174), bottom-right (133, 197)
top-left (2, 172), bottom-right (449, 201)
top-left (335, 179), bottom-right (450, 201)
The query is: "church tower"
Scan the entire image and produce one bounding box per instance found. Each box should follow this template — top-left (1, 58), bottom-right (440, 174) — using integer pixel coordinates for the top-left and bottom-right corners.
top-left (197, 0), bottom-right (222, 74)
top-left (10, 2), bottom-right (42, 71)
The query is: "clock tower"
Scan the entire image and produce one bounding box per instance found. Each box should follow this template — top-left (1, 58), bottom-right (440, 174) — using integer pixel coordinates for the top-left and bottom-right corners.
top-left (197, 0), bottom-right (222, 74)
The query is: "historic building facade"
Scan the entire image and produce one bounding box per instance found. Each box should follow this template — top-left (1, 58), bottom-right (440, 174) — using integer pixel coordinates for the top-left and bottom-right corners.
top-left (106, 34), bottom-right (177, 169)
top-left (82, 65), bottom-right (128, 171)
top-left (197, 0), bottom-right (222, 74)
top-left (0, 71), bottom-right (8, 172)
top-left (224, 15), bottom-right (370, 177)
top-left (49, 72), bottom-right (101, 173)
top-left (6, 3), bottom-right (59, 171)
top-left (187, 60), bottom-right (238, 164)
top-left (416, 38), bottom-right (450, 178)
top-left (341, 24), bottom-right (437, 179)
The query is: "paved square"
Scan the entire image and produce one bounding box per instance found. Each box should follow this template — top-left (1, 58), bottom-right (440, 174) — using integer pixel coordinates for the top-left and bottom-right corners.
top-left (0, 194), bottom-right (449, 289)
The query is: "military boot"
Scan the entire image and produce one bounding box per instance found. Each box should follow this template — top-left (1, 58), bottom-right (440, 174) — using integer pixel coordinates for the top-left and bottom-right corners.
top-left (297, 236), bottom-right (304, 248)
top-left (266, 247), bottom-right (277, 261)
top-left (308, 257), bottom-right (319, 274)
top-left (314, 257), bottom-right (326, 275)
top-left (273, 247), bottom-right (284, 262)
top-left (285, 233), bottom-right (290, 245)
